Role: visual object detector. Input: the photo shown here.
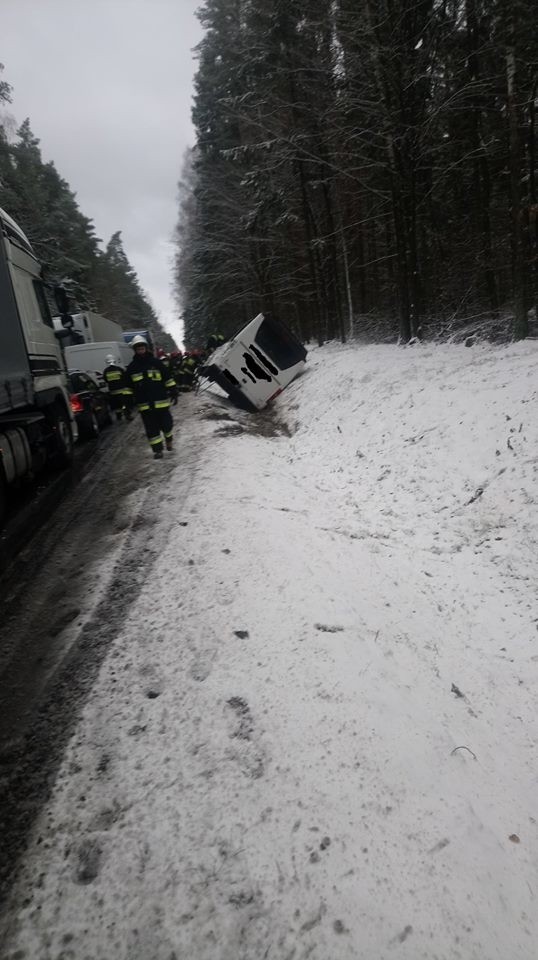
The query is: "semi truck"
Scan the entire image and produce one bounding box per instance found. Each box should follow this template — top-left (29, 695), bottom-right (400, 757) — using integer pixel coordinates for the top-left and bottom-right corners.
top-left (201, 313), bottom-right (307, 411)
top-left (53, 310), bottom-right (123, 345)
top-left (0, 207), bottom-right (77, 521)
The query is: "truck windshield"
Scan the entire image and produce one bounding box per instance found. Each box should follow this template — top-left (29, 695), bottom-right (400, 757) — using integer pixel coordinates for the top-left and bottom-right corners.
top-left (253, 317), bottom-right (306, 371)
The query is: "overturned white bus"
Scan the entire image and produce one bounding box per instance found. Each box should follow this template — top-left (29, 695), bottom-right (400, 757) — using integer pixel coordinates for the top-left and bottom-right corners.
top-left (201, 313), bottom-right (307, 411)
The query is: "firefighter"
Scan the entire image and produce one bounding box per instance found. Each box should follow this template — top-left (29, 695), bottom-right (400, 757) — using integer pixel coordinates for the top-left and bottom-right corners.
top-left (176, 352), bottom-right (197, 392)
top-left (126, 336), bottom-right (178, 459)
top-left (169, 350), bottom-right (184, 382)
top-left (103, 354), bottom-right (134, 422)
top-left (205, 332), bottom-right (225, 355)
top-left (156, 348), bottom-right (171, 369)
top-left (190, 349), bottom-right (204, 367)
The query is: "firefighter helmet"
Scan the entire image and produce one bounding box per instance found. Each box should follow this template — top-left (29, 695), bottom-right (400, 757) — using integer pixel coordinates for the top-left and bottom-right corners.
top-left (105, 354), bottom-right (117, 366)
top-left (131, 335), bottom-right (148, 348)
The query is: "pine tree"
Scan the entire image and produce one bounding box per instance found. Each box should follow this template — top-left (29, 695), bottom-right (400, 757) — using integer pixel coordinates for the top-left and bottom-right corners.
top-left (174, 0), bottom-right (538, 343)
top-left (93, 232), bottom-right (176, 350)
top-left (0, 66), bottom-right (178, 349)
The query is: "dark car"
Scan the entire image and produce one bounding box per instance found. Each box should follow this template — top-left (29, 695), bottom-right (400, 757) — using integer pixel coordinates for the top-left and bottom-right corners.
top-left (68, 370), bottom-right (113, 439)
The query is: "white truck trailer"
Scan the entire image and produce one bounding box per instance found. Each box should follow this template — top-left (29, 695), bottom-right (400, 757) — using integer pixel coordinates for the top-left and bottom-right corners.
top-left (53, 310), bottom-right (123, 344)
top-left (0, 207), bottom-right (77, 520)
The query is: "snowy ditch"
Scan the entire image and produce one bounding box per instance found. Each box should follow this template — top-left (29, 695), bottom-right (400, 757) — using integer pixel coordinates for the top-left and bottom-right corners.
top-left (1, 341), bottom-right (537, 960)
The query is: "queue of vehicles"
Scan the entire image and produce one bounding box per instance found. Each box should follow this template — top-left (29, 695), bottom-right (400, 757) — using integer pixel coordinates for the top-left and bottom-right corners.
top-left (0, 205), bottom-right (154, 522)
top-left (67, 370), bottom-right (113, 439)
top-left (0, 204), bottom-right (307, 524)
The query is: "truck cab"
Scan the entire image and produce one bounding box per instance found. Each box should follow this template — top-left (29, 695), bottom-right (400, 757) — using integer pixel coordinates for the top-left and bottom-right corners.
top-left (2, 211), bottom-right (66, 390)
top-left (0, 207), bottom-right (77, 518)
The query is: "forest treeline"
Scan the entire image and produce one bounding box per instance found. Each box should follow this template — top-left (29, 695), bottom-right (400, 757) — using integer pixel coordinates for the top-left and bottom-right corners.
top-left (0, 65), bottom-right (176, 352)
top-left (174, 0), bottom-right (538, 346)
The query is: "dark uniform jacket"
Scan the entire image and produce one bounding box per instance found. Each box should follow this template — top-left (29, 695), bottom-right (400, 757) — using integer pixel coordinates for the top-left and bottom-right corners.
top-left (126, 354), bottom-right (177, 411)
top-left (170, 354), bottom-right (183, 379)
top-left (177, 354), bottom-right (197, 391)
top-left (103, 364), bottom-right (131, 396)
top-left (206, 333), bottom-right (225, 353)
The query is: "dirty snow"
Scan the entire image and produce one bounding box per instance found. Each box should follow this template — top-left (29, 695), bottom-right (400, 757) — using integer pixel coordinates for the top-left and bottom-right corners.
top-left (2, 341), bottom-right (538, 960)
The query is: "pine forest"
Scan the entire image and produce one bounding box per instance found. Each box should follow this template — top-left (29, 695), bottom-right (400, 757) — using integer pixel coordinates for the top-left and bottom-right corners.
top-left (0, 67), bottom-right (176, 352)
top-left (174, 0), bottom-right (538, 347)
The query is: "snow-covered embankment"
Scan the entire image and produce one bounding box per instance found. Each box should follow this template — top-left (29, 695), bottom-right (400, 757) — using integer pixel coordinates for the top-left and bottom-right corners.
top-left (3, 341), bottom-right (538, 960)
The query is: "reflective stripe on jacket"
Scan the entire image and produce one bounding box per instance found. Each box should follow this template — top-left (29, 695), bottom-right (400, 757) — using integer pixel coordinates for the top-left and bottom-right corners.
top-left (103, 364), bottom-right (132, 396)
top-left (126, 354), bottom-right (176, 409)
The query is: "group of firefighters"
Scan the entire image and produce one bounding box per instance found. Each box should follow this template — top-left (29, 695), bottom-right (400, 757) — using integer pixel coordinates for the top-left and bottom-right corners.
top-left (102, 333), bottom-right (224, 459)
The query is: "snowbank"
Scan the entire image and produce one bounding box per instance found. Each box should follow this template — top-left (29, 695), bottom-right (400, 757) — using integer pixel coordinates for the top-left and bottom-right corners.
top-left (2, 341), bottom-right (538, 960)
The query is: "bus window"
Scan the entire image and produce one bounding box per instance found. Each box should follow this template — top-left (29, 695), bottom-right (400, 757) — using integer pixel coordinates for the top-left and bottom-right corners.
top-left (253, 316), bottom-right (306, 371)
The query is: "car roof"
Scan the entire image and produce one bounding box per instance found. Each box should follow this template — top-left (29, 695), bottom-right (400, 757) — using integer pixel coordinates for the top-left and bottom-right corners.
top-left (68, 369), bottom-right (100, 381)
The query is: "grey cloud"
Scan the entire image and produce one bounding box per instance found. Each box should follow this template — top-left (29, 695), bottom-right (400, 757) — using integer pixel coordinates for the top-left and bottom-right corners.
top-left (2, 0), bottom-right (203, 345)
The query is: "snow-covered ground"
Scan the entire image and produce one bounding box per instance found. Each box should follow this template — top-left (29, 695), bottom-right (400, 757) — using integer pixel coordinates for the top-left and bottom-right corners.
top-left (2, 341), bottom-right (538, 960)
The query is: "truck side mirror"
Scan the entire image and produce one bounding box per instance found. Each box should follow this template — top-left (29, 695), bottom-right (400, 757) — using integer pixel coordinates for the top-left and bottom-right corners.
top-left (54, 284), bottom-right (70, 316)
top-left (54, 327), bottom-right (71, 340)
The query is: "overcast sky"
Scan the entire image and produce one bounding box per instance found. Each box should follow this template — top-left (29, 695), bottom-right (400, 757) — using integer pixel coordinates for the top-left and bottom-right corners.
top-left (2, 0), bottom-right (204, 345)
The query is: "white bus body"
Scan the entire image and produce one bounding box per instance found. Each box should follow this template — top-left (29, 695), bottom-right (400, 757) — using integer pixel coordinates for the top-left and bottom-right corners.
top-left (203, 314), bottom-right (307, 411)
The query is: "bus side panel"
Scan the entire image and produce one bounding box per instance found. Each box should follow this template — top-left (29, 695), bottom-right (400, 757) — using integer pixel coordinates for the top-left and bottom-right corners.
top-left (209, 345), bottom-right (272, 409)
top-left (237, 334), bottom-right (306, 392)
top-left (271, 358), bottom-right (306, 390)
top-left (206, 312), bottom-right (307, 411)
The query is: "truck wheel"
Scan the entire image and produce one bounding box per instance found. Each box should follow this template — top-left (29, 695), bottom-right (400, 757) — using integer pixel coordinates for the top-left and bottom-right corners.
top-left (52, 405), bottom-right (75, 465)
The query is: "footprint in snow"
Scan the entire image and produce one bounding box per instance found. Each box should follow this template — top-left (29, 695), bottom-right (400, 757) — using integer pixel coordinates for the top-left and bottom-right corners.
top-left (74, 839), bottom-right (102, 885)
top-left (225, 697), bottom-right (265, 779)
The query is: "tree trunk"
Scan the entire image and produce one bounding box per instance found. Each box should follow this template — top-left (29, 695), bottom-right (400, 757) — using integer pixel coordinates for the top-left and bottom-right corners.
top-left (528, 79), bottom-right (538, 321)
top-left (295, 159), bottom-right (324, 344)
top-left (392, 180), bottom-right (412, 342)
top-left (340, 216), bottom-right (354, 339)
top-left (506, 31), bottom-right (528, 339)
